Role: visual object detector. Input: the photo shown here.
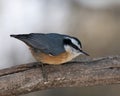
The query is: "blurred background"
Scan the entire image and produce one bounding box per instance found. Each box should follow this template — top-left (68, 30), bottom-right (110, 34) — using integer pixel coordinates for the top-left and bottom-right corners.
top-left (0, 0), bottom-right (120, 96)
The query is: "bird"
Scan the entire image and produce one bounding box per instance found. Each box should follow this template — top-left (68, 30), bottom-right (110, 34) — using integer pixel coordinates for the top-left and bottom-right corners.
top-left (10, 33), bottom-right (89, 65)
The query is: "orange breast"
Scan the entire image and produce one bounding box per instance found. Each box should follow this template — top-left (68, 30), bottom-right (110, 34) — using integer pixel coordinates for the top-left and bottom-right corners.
top-left (30, 48), bottom-right (71, 65)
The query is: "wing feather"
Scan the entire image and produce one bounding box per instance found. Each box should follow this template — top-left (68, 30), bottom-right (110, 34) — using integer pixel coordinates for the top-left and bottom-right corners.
top-left (11, 33), bottom-right (66, 55)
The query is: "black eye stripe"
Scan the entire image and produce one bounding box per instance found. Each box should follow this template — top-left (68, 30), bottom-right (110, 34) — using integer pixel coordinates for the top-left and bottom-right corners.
top-left (70, 43), bottom-right (80, 50)
top-left (72, 37), bottom-right (82, 48)
top-left (63, 39), bottom-right (80, 51)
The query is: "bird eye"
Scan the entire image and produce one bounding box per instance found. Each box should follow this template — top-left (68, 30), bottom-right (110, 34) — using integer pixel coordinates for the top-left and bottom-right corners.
top-left (63, 38), bottom-right (80, 51)
top-left (72, 37), bottom-right (82, 48)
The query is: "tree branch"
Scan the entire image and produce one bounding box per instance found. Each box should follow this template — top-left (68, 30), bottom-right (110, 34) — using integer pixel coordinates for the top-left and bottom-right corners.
top-left (0, 56), bottom-right (120, 96)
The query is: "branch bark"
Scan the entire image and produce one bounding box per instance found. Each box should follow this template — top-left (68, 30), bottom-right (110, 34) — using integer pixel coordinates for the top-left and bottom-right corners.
top-left (0, 56), bottom-right (120, 96)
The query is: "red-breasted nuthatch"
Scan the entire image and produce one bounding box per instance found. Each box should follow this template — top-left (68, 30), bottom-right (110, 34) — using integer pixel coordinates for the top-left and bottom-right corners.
top-left (10, 33), bottom-right (89, 65)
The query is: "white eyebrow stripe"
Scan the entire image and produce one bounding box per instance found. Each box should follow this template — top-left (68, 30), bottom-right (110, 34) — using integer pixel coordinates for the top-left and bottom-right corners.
top-left (64, 37), bottom-right (80, 49)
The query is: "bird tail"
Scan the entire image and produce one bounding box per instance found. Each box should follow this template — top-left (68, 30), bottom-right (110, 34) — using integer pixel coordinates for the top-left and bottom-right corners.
top-left (10, 34), bottom-right (29, 40)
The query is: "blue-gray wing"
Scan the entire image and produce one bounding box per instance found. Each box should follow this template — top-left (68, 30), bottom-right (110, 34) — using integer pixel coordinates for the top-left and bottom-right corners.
top-left (11, 33), bottom-right (66, 56)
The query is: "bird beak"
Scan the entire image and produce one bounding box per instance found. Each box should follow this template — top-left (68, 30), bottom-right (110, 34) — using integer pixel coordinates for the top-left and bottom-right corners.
top-left (80, 50), bottom-right (89, 56)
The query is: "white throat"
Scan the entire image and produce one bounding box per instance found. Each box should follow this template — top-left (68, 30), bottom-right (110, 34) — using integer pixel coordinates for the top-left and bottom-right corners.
top-left (64, 45), bottom-right (82, 59)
